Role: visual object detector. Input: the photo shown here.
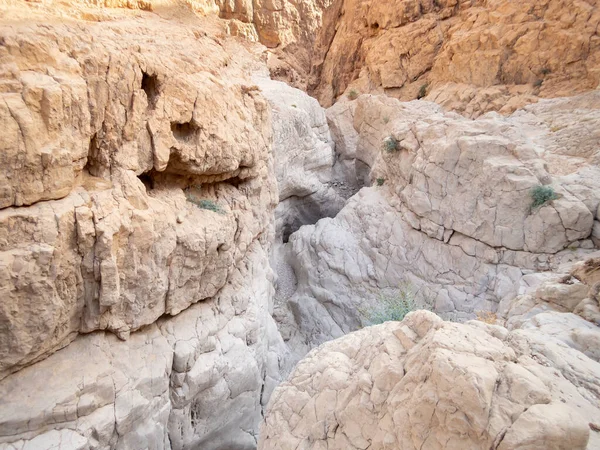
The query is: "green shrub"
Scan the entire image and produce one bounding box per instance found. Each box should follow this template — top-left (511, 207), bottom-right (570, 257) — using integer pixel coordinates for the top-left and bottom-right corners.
top-left (382, 136), bottom-right (398, 153)
top-left (361, 285), bottom-right (418, 325)
top-left (383, 115), bottom-right (390, 124)
top-left (185, 191), bottom-right (224, 214)
top-left (530, 185), bottom-right (558, 209)
top-left (533, 79), bottom-right (543, 88)
top-left (198, 199), bottom-right (222, 213)
top-left (376, 177), bottom-right (385, 186)
top-left (540, 67), bottom-right (551, 75)
top-left (347, 89), bottom-right (359, 100)
top-left (417, 83), bottom-right (428, 99)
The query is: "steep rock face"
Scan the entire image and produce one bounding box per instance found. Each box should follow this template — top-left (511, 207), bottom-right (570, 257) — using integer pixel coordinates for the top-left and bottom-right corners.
top-left (0, 3), bottom-right (296, 449)
top-left (306, 0), bottom-right (600, 115)
top-left (277, 91), bottom-right (600, 355)
top-left (249, 76), bottom-right (354, 357)
top-left (254, 76), bottom-right (346, 243)
top-left (259, 310), bottom-right (600, 449)
top-left (0, 4), bottom-right (275, 378)
top-left (0, 242), bottom-right (288, 450)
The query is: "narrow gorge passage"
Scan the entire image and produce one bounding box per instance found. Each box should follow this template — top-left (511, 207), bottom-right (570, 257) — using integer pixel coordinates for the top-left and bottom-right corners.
top-left (273, 90), bottom-right (600, 369)
top-left (1, 0), bottom-right (600, 449)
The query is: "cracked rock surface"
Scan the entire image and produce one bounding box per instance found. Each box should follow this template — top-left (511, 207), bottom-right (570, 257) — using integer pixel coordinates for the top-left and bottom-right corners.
top-left (259, 310), bottom-right (600, 450)
top-left (275, 91), bottom-right (600, 359)
top-left (0, 3), bottom-right (296, 449)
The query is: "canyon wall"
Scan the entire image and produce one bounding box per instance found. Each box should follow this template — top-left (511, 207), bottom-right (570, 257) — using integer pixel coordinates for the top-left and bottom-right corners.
top-left (1, 0), bottom-right (600, 449)
top-left (305, 0), bottom-right (600, 116)
top-left (0, 3), bottom-right (303, 448)
top-left (273, 90), bottom-right (600, 357)
top-left (32, 0), bottom-right (600, 118)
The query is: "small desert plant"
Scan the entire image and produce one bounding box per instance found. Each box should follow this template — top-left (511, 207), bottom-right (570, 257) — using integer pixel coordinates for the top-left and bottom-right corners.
top-left (291, 104), bottom-right (297, 108)
top-left (185, 191), bottom-right (224, 214)
top-left (476, 311), bottom-right (497, 325)
top-left (383, 115), bottom-right (390, 124)
top-left (197, 199), bottom-right (222, 213)
top-left (376, 177), bottom-right (385, 186)
top-left (417, 83), bottom-right (428, 99)
top-left (347, 89), bottom-right (359, 100)
top-left (530, 185), bottom-right (558, 209)
top-left (361, 285), bottom-right (418, 325)
top-left (540, 67), bottom-right (551, 75)
top-left (382, 136), bottom-right (398, 153)
top-left (533, 79), bottom-right (543, 88)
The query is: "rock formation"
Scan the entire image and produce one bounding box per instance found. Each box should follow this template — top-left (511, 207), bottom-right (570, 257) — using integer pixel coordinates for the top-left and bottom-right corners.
top-left (254, 76), bottom-right (346, 244)
top-left (274, 90), bottom-right (600, 358)
top-left (499, 256), bottom-right (600, 351)
top-left (0, 2), bottom-right (306, 448)
top-left (304, 0), bottom-right (600, 116)
top-left (259, 310), bottom-right (600, 449)
top-left (1, 0), bottom-right (600, 449)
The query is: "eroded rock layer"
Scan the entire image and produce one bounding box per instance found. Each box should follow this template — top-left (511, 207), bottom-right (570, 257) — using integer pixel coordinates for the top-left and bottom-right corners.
top-left (259, 310), bottom-right (600, 449)
top-left (305, 0), bottom-right (600, 116)
top-left (0, 3), bottom-right (299, 448)
top-left (276, 90), bottom-right (600, 358)
top-left (2, 0), bottom-right (600, 449)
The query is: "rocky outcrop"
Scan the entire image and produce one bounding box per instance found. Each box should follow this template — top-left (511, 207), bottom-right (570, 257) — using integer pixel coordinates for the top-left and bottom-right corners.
top-left (0, 2), bottom-right (298, 448)
top-left (3, 0), bottom-right (600, 449)
top-left (254, 76), bottom-right (346, 244)
top-left (498, 256), bottom-right (600, 360)
top-left (275, 90), bottom-right (600, 356)
top-left (35, 0), bottom-right (599, 119)
top-left (259, 310), bottom-right (600, 450)
top-left (0, 4), bottom-right (277, 378)
top-left (301, 0), bottom-right (600, 116)
top-left (1, 242), bottom-right (288, 450)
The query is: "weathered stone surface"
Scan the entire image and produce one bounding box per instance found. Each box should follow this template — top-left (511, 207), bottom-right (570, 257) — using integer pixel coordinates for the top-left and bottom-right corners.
top-left (0, 242), bottom-right (289, 450)
top-left (0, 4), bottom-right (279, 379)
top-left (305, 0), bottom-right (600, 116)
top-left (275, 91), bottom-right (599, 358)
top-left (499, 255), bottom-right (600, 329)
top-left (255, 76), bottom-right (345, 243)
top-left (259, 310), bottom-right (600, 450)
top-left (0, 3), bottom-right (293, 449)
top-left (3, 2), bottom-right (600, 450)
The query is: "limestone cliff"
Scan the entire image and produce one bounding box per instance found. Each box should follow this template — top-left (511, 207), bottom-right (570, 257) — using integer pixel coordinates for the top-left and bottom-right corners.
top-left (1, 0), bottom-right (600, 449)
top-left (287, 0), bottom-right (600, 116)
top-left (0, 2), bottom-right (294, 448)
top-left (273, 89), bottom-right (600, 360)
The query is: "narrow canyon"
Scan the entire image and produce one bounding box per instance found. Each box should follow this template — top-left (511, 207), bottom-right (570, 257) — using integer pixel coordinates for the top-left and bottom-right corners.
top-left (0, 0), bottom-right (599, 449)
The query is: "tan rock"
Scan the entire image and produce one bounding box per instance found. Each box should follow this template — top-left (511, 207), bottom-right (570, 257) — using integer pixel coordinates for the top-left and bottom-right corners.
top-left (259, 310), bottom-right (599, 450)
top-left (303, 0), bottom-right (600, 116)
top-left (0, 2), bottom-right (277, 379)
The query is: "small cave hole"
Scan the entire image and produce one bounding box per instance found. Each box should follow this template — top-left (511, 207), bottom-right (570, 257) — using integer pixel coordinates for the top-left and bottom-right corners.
top-left (171, 121), bottom-right (198, 143)
top-left (138, 171), bottom-right (155, 192)
top-left (84, 133), bottom-right (101, 177)
top-left (141, 72), bottom-right (160, 110)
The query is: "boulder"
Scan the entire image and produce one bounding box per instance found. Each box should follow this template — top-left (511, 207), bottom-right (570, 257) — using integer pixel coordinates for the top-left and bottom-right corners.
top-left (259, 310), bottom-right (600, 450)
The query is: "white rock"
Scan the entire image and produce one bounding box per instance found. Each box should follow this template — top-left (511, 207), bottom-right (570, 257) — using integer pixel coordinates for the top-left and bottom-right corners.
top-left (259, 311), bottom-right (599, 450)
